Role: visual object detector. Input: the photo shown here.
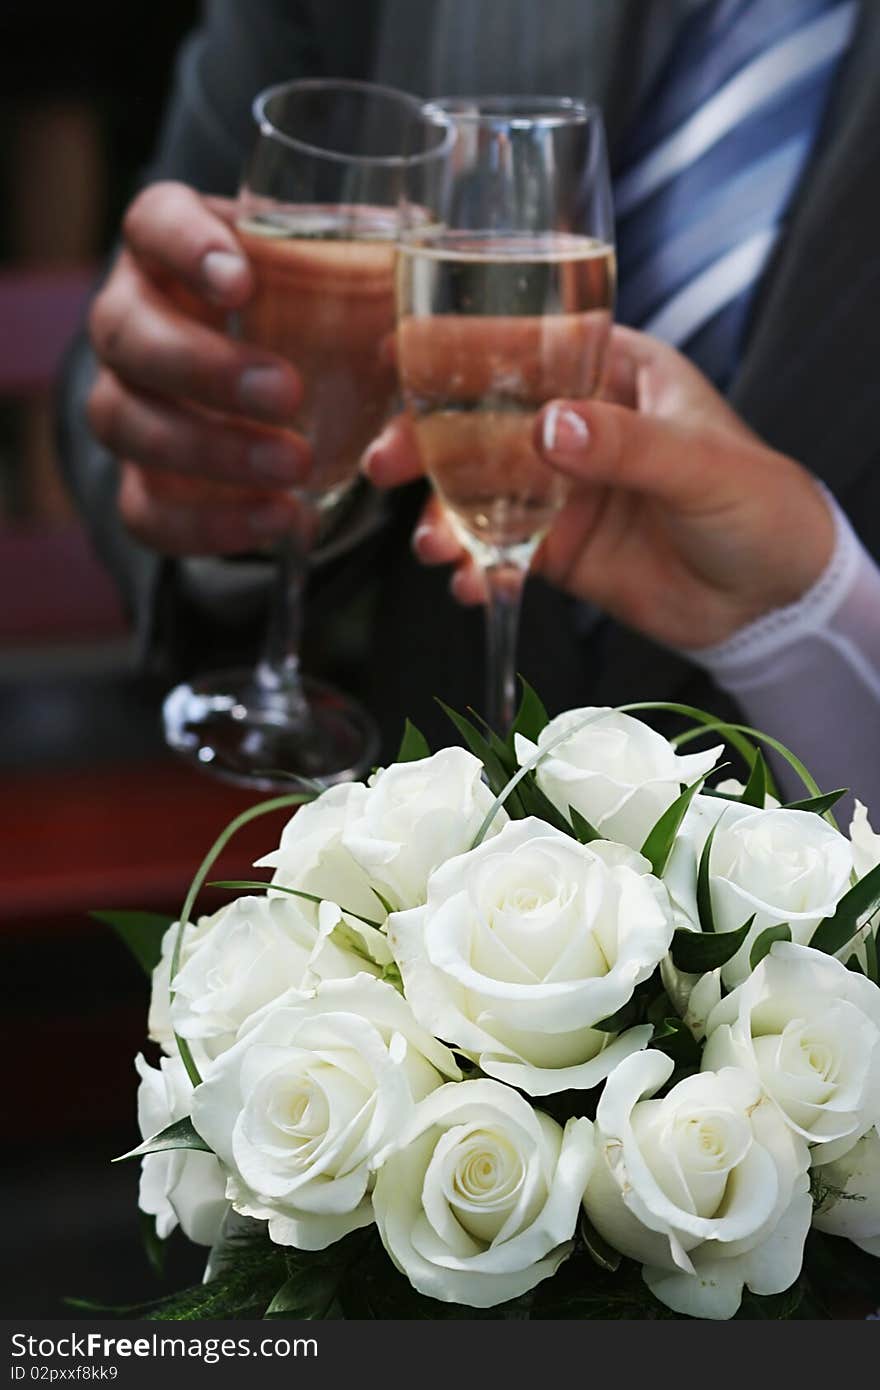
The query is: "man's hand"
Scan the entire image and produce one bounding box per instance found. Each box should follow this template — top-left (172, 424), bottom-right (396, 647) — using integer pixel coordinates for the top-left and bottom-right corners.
top-left (87, 181), bottom-right (308, 554)
top-left (363, 326), bottom-right (836, 651)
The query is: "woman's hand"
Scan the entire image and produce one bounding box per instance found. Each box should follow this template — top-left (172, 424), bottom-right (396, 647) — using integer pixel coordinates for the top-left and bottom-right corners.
top-left (362, 326), bottom-right (835, 650)
top-left (87, 181), bottom-right (308, 555)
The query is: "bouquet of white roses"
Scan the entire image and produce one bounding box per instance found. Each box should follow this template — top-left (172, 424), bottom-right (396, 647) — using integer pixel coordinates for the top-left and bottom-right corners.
top-left (105, 690), bottom-right (880, 1320)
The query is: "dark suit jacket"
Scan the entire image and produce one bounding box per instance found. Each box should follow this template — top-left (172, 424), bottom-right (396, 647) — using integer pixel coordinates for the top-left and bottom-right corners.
top-left (58, 0), bottom-right (880, 760)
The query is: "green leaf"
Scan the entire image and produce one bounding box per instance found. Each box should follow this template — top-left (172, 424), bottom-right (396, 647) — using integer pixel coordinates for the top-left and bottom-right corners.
top-left (641, 777), bottom-right (706, 878)
top-left (650, 1016), bottom-right (702, 1068)
top-left (784, 788), bottom-right (848, 816)
top-left (741, 749), bottom-right (768, 808)
top-left (568, 805), bottom-right (602, 844)
top-left (208, 880), bottom-right (383, 930)
top-left (846, 952), bottom-right (865, 975)
top-left (396, 718), bottom-right (431, 763)
top-left (509, 677), bottom-right (549, 745)
top-left (115, 1116), bottom-right (212, 1163)
top-left (670, 916), bottom-right (754, 973)
top-left (467, 707), bottom-right (519, 776)
top-left (438, 700), bottom-right (519, 802)
top-left (594, 998), bottom-right (640, 1033)
top-left (515, 775), bottom-right (574, 834)
top-left (264, 1266), bottom-right (343, 1319)
top-left (750, 922), bottom-right (791, 971)
top-left (696, 823), bottom-right (719, 934)
top-left (90, 909), bottom-right (173, 976)
top-left (810, 861), bottom-right (880, 957)
top-left (579, 1212), bottom-right (621, 1273)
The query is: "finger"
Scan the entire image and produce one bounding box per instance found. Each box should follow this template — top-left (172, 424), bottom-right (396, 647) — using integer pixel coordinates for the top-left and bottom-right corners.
top-left (123, 181), bottom-right (253, 307)
top-left (118, 463), bottom-right (298, 556)
top-left (535, 397), bottom-right (762, 516)
top-left (361, 414), bottom-right (423, 487)
top-left (600, 325), bottom-right (755, 439)
top-left (89, 255), bottom-right (302, 422)
top-left (87, 370), bottom-right (311, 486)
top-left (411, 497), bottom-right (464, 565)
top-left (449, 557), bottom-right (488, 606)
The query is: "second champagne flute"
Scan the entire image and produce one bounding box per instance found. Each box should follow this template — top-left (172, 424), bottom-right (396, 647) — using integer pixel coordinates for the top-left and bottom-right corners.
top-left (163, 79), bottom-right (451, 788)
top-left (396, 97), bottom-right (615, 731)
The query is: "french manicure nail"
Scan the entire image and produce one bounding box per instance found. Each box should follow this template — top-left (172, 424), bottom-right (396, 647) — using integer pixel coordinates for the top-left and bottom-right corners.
top-left (360, 427), bottom-right (393, 479)
top-left (542, 402), bottom-right (590, 457)
top-left (248, 439), bottom-right (304, 483)
top-left (412, 523), bottom-right (433, 555)
top-left (238, 365), bottom-right (292, 417)
top-left (202, 250), bottom-right (247, 297)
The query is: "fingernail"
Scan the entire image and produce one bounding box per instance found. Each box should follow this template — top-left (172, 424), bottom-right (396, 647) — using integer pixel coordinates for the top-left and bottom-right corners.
top-left (247, 502), bottom-right (292, 539)
top-left (542, 403), bottom-right (590, 458)
top-left (202, 250), bottom-right (247, 298)
top-left (249, 439), bottom-right (306, 483)
top-left (239, 365), bottom-right (294, 418)
top-left (360, 428), bottom-right (393, 480)
top-left (412, 523), bottom-right (433, 556)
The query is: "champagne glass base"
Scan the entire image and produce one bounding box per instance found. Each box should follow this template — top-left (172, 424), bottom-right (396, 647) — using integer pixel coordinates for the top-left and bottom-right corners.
top-left (163, 669), bottom-right (380, 791)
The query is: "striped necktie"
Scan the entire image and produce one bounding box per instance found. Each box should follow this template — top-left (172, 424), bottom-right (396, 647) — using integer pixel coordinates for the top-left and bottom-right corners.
top-left (614, 0), bottom-right (858, 388)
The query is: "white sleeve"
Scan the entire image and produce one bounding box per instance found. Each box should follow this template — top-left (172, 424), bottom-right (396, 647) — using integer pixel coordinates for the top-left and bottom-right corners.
top-left (687, 494), bottom-right (880, 811)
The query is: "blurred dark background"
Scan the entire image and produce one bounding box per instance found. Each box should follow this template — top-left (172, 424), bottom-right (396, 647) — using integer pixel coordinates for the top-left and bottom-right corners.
top-left (0, 1), bottom-right (291, 1317)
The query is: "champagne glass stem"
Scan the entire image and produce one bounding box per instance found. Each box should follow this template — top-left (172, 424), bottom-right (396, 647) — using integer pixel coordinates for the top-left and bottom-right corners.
top-left (255, 524), bottom-right (310, 717)
top-left (483, 560), bottom-right (527, 733)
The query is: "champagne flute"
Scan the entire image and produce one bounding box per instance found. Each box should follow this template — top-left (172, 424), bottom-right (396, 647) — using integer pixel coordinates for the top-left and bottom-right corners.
top-left (163, 79), bottom-right (451, 789)
top-left (396, 97), bottom-right (615, 731)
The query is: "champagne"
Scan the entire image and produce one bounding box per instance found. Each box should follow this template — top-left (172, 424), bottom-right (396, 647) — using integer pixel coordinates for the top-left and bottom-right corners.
top-left (237, 208), bottom-right (398, 508)
top-left (397, 232), bottom-right (616, 558)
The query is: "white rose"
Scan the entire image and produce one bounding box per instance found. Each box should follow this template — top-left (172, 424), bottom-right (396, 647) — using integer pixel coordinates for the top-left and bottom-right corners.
top-left (373, 1078), bottom-right (594, 1308)
top-left (135, 1052), bottom-right (227, 1246)
top-left (191, 976), bottom-right (459, 1251)
top-left (257, 783), bottom-right (393, 964)
top-left (148, 916), bottom-right (212, 1055)
top-left (169, 894), bottom-right (371, 1063)
top-left (515, 707), bottom-right (721, 852)
top-left (850, 801), bottom-right (880, 959)
top-left (582, 1051), bottom-right (812, 1320)
top-left (390, 818), bottom-right (673, 1095)
top-left (851, 800), bottom-right (880, 879)
top-left (703, 942), bottom-right (880, 1163)
top-left (342, 748), bottom-right (506, 910)
top-left (812, 1124), bottom-right (880, 1257)
top-left (667, 803), bottom-right (853, 988)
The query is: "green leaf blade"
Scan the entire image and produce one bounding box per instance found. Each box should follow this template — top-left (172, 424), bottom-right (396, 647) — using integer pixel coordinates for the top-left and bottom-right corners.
top-left (509, 677), bottom-right (550, 745)
top-left (396, 719), bottom-right (431, 763)
top-left (670, 915), bottom-right (754, 972)
top-left (741, 749), bottom-right (768, 808)
top-left (696, 823), bottom-right (718, 934)
top-left (91, 909), bottom-right (173, 976)
top-left (784, 788), bottom-right (848, 816)
top-left (749, 923), bottom-right (791, 971)
top-left (810, 861), bottom-right (880, 956)
top-left (568, 805), bottom-right (602, 845)
top-left (115, 1116), bottom-right (212, 1163)
top-left (641, 777), bottom-right (705, 879)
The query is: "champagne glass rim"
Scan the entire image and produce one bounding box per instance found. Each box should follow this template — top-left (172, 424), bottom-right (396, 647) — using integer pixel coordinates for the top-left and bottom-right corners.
top-left (252, 77), bottom-right (456, 168)
top-left (422, 94), bottom-right (599, 129)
